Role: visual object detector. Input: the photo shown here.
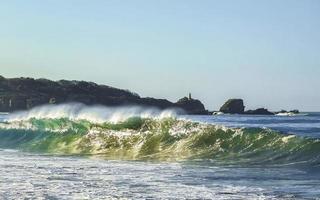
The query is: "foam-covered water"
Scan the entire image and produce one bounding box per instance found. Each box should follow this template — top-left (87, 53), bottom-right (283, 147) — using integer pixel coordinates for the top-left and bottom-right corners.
top-left (1, 104), bottom-right (320, 199)
top-left (2, 149), bottom-right (320, 199)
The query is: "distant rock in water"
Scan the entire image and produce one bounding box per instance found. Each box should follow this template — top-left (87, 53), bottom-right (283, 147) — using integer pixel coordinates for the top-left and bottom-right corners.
top-left (275, 109), bottom-right (299, 114)
top-left (219, 99), bottom-right (278, 115)
top-left (290, 110), bottom-right (299, 114)
top-left (175, 97), bottom-right (208, 115)
top-left (0, 76), bottom-right (207, 114)
top-left (219, 99), bottom-right (245, 114)
top-left (244, 108), bottom-right (274, 115)
top-left (276, 110), bottom-right (288, 114)
top-left (275, 109), bottom-right (299, 116)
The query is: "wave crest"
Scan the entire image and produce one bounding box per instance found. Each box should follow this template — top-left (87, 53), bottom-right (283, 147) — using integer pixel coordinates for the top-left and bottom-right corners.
top-left (5, 103), bottom-right (180, 123)
top-left (1, 114), bottom-right (320, 167)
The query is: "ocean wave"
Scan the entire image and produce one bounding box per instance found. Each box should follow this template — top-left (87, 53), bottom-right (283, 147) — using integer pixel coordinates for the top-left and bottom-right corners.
top-left (1, 106), bottom-right (320, 167)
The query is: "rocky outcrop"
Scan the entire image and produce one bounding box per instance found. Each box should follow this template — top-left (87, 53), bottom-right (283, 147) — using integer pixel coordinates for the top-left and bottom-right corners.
top-left (0, 76), bottom-right (207, 114)
top-left (244, 108), bottom-right (274, 115)
top-left (219, 99), bottom-right (278, 115)
top-left (275, 109), bottom-right (299, 114)
top-left (290, 110), bottom-right (299, 114)
top-left (175, 97), bottom-right (208, 115)
top-left (219, 99), bottom-right (245, 114)
top-left (137, 97), bottom-right (174, 110)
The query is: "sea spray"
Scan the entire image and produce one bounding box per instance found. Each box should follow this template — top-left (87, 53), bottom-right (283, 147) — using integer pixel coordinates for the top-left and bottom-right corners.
top-left (6, 103), bottom-right (180, 123)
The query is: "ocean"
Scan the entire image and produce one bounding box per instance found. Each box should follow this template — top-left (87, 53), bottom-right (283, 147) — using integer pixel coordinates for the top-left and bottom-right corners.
top-left (0, 104), bottom-right (320, 199)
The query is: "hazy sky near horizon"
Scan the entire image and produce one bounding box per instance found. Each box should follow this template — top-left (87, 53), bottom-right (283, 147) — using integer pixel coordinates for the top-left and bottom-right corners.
top-left (0, 0), bottom-right (319, 111)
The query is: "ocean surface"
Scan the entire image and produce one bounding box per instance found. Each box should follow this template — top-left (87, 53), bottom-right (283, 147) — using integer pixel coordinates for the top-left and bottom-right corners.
top-left (0, 105), bottom-right (320, 199)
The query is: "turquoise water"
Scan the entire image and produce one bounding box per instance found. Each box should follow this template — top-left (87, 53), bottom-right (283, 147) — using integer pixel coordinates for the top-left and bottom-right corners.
top-left (0, 105), bottom-right (320, 199)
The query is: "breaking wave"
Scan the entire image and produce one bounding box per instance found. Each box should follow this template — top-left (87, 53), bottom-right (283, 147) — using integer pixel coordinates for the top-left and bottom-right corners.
top-left (5, 103), bottom-right (179, 123)
top-left (1, 104), bottom-right (320, 167)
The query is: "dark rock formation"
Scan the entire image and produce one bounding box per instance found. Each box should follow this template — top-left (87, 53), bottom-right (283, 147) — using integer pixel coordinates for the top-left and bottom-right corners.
top-left (276, 110), bottom-right (288, 114)
top-left (244, 108), bottom-right (274, 115)
top-left (0, 76), bottom-right (207, 114)
top-left (137, 97), bottom-right (173, 110)
top-left (219, 98), bottom-right (279, 115)
top-left (290, 109), bottom-right (299, 114)
top-left (275, 109), bottom-right (299, 115)
top-left (175, 97), bottom-right (208, 115)
top-left (219, 99), bottom-right (245, 114)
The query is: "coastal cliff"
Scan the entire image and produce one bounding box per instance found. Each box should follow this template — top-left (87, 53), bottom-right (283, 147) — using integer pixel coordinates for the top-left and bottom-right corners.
top-left (0, 76), bottom-right (207, 114)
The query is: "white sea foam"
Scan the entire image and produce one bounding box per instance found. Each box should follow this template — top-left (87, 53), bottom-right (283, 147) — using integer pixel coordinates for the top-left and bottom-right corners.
top-left (5, 103), bottom-right (180, 123)
top-left (0, 150), bottom-right (276, 199)
top-left (281, 135), bottom-right (296, 143)
top-left (276, 112), bottom-right (296, 116)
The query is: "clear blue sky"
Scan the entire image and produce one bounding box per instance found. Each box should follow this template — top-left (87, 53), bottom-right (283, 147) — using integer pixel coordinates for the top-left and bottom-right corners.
top-left (0, 0), bottom-right (319, 111)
